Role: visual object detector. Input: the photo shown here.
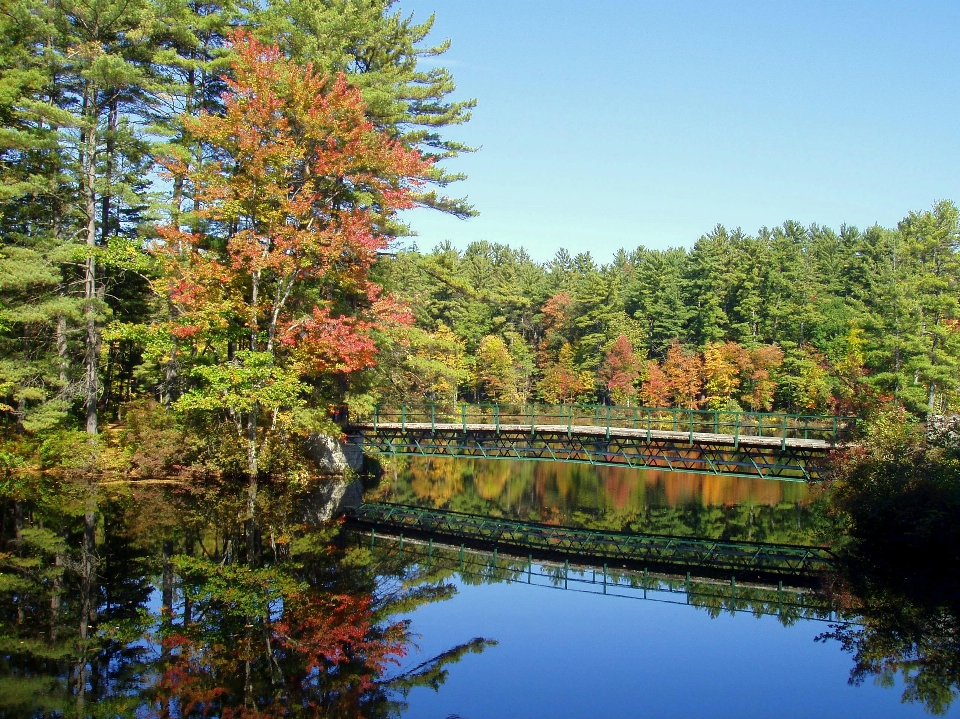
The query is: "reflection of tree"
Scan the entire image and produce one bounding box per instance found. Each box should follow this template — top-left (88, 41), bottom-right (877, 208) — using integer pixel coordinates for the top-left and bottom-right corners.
top-left (151, 556), bottom-right (408, 717)
top-left (0, 481), bottom-right (492, 716)
top-left (409, 459), bottom-right (465, 506)
top-left (816, 413), bottom-right (960, 714)
top-left (0, 479), bottom-right (153, 717)
top-left (390, 457), bottom-right (829, 544)
top-left (819, 565), bottom-right (960, 715)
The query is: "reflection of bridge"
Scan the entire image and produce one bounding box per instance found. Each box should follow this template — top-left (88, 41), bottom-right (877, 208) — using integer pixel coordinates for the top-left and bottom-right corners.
top-left (348, 515), bottom-right (837, 624)
top-left (347, 502), bottom-right (835, 583)
top-left (345, 404), bottom-right (857, 481)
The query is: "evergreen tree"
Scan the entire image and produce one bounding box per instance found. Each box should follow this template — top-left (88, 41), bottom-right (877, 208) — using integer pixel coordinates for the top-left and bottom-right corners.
top-left (623, 247), bottom-right (690, 357)
top-left (685, 225), bottom-right (734, 346)
top-left (899, 200), bottom-right (960, 411)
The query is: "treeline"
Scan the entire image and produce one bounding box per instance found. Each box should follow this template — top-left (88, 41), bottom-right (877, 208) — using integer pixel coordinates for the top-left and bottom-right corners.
top-left (360, 204), bottom-right (960, 418)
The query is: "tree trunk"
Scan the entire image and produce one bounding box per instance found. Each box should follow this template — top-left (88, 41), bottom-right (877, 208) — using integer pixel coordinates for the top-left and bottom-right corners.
top-left (81, 81), bottom-right (100, 436)
top-left (56, 315), bottom-right (69, 386)
top-left (75, 503), bottom-right (97, 712)
top-left (161, 540), bottom-right (174, 615)
top-left (246, 405), bottom-right (259, 566)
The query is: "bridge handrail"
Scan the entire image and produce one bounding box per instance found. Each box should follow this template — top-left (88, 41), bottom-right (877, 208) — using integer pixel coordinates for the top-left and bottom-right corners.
top-left (360, 403), bottom-right (858, 444)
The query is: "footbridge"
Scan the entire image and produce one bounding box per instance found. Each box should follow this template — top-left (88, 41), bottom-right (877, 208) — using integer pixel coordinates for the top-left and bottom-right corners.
top-left (349, 523), bottom-right (836, 623)
top-left (345, 403), bottom-right (856, 481)
top-left (347, 502), bottom-right (835, 586)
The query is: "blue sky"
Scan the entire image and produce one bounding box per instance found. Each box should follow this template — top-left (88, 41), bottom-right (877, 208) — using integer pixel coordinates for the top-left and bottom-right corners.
top-left (395, 0), bottom-right (960, 262)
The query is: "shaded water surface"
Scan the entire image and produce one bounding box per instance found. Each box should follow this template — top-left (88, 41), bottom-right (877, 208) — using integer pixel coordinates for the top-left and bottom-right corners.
top-left (0, 469), bottom-right (958, 717)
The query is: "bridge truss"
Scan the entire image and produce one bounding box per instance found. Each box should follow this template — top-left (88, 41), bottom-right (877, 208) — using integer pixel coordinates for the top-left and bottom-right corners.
top-left (348, 502), bottom-right (835, 582)
top-left (352, 529), bottom-right (836, 623)
top-left (346, 423), bottom-right (833, 481)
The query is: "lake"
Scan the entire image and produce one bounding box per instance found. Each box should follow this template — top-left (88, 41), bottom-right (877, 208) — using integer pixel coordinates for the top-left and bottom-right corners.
top-left (0, 458), bottom-right (956, 717)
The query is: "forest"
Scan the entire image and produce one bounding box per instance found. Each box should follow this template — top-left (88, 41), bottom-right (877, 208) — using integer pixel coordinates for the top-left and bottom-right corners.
top-left (2, 0), bottom-right (959, 476)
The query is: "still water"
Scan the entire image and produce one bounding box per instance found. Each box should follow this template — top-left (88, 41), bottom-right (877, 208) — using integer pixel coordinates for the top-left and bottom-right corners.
top-left (369, 456), bottom-right (826, 545)
top-left (0, 459), bottom-right (957, 717)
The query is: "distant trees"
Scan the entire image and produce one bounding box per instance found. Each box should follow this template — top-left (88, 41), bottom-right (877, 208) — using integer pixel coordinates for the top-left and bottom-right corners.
top-left (358, 201), bottom-right (960, 416)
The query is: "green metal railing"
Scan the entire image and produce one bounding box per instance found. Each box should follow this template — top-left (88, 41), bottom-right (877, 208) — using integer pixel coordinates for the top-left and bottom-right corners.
top-left (349, 502), bottom-right (835, 577)
top-left (360, 403), bottom-right (857, 445)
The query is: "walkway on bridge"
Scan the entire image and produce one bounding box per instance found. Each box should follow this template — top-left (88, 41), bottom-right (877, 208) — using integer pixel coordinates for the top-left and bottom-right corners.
top-left (346, 403), bottom-right (857, 481)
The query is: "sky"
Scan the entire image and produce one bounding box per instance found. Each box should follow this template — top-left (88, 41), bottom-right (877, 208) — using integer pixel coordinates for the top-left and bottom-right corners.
top-left (394, 0), bottom-right (960, 263)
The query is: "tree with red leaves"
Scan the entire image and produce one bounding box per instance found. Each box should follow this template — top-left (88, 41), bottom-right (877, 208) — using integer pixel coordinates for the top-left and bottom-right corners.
top-left (640, 360), bottom-right (671, 407)
top-left (601, 335), bottom-right (642, 405)
top-left (157, 32), bottom-right (427, 491)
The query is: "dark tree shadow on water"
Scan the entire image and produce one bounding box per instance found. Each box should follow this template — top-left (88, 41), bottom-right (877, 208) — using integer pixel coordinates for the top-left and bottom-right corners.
top-left (817, 413), bottom-right (960, 715)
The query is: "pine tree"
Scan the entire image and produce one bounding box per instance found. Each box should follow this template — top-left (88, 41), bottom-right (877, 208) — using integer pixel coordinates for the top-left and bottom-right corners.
top-left (255, 0), bottom-right (477, 222)
top-left (685, 225), bottom-right (733, 346)
top-left (623, 247), bottom-right (690, 357)
top-left (0, 0), bottom-right (80, 449)
top-left (899, 200), bottom-right (960, 412)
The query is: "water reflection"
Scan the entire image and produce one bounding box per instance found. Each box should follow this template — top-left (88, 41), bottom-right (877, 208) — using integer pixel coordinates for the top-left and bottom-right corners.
top-left (356, 530), bottom-right (836, 626)
top-left (0, 477), bottom-right (491, 717)
top-left (369, 457), bottom-right (829, 545)
top-left (1, 471), bottom-right (959, 716)
top-left (816, 547), bottom-right (960, 714)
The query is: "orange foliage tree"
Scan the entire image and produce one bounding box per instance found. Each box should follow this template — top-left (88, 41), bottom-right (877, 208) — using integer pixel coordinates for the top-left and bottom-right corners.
top-left (538, 343), bottom-right (591, 404)
top-left (742, 344), bottom-right (785, 411)
top-left (156, 32), bottom-right (428, 484)
top-left (640, 360), bottom-right (672, 407)
top-left (663, 340), bottom-right (704, 408)
top-left (703, 341), bottom-right (751, 409)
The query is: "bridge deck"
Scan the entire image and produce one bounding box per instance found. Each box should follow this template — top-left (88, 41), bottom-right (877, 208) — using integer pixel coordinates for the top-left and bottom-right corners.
top-left (349, 421), bottom-right (836, 450)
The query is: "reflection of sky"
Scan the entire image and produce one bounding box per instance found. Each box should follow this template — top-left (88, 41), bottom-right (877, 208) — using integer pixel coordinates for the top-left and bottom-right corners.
top-left (396, 576), bottom-right (947, 719)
